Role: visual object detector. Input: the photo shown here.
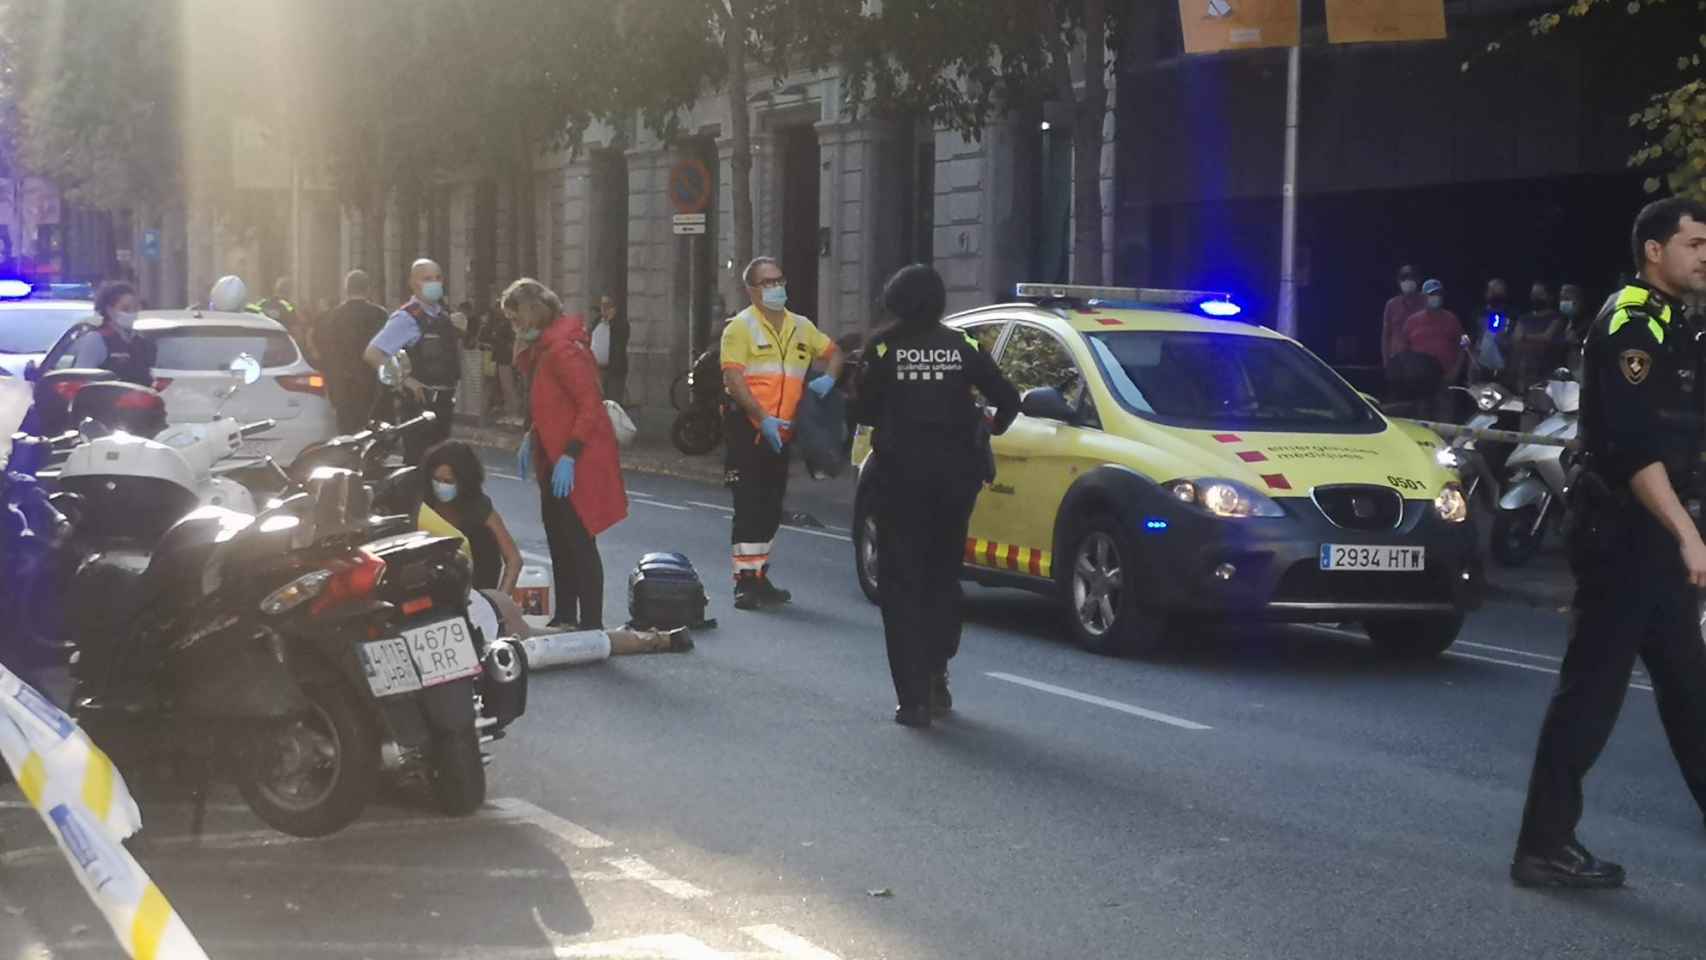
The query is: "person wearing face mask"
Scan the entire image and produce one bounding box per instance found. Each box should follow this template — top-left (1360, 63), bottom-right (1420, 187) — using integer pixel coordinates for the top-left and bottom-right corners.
top-left (364, 258), bottom-right (461, 464)
top-left (1381, 265), bottom-right (1427, 368)
top-left (720, 256), bottom-right (844, 611)
top-left (71, 281), bottom-right (154, 386)
top-left (1397, 279), bottom-right (1466, 421)
top-left (1472, 278), bottom-right (1514, 383)
top-left (1512, 282), bottom-right (1566, 394)
top-left (420, 440), bottom-right (523, 593)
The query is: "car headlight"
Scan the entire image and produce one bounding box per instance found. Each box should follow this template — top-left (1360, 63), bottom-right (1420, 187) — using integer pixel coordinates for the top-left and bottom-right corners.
top-left (260, 569), bottom-right (333, 615)
top-left (1164, 478), bottom-right (1285, 518)
top-left (1434, 483), bottom-right (1469, 524)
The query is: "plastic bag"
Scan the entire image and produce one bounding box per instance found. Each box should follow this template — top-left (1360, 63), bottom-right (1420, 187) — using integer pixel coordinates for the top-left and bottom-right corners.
top-left (591, 322), bottom-right (611, 368)
top-left (606, 399), bottom-right (637, 448)
top-left (793, 387), bottom-right (848, 479)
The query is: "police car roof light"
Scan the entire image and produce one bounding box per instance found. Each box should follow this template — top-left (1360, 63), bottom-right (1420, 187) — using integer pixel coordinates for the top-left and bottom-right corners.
top-left (1014, 282), bottom-right (1238, 313)
top-left (0, 279), bottom-right (33, 299)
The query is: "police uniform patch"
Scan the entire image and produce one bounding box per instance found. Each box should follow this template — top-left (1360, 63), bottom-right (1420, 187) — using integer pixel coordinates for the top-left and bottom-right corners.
top-left (1620, 349), bottom-right (1652, 385)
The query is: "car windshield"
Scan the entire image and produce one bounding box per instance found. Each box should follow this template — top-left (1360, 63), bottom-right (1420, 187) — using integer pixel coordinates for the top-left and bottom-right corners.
top-left (1085, 330), bottom-right (1381, 433)
top-left (150, 326), bottom-right (298, 370)
top-left (0, 306), bottom-right (93, 353)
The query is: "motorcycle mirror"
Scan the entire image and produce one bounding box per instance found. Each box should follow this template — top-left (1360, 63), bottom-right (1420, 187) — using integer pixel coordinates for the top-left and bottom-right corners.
top-left (1552, 366), bottom-right (1574, 381)
top-left (377, 351), bottom-right (412, 388)
top-left (229, 353), bottom-right (262, 386)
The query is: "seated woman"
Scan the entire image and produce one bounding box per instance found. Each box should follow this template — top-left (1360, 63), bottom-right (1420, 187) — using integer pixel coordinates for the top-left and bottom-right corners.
top-left (420, 440), bottom-right (523, 593)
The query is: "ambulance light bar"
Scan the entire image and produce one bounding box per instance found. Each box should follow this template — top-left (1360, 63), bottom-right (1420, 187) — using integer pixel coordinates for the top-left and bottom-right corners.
top-left (1013, 283), bottom-right (1241, 317)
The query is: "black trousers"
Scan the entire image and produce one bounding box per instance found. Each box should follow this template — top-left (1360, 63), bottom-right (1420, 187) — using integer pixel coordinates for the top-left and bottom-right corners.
top-left (537, 472), bottom-right (604, 629)
top-left (875, 464), bottom-right (980, 710)
top-left (401, 389), bottom-right (456, 465)
top-left (1517, 527), bottom-right (1706, 852)
top-left (330, 377), bottom-right (376, 434)
top-left (726, 417), bottom-right (790, 578)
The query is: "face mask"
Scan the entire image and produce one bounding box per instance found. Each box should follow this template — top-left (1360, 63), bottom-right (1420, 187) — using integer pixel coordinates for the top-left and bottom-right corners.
top-left (1399, 280), bottom-right (1418, 295)
top-left (112, 310), bottom-right (137, 332)
top-left (421, 281), bottom-right (445, 304)
top-left (1427, 296), bottom-right (1444, 310)
top-left (432, 480), bottom-right (458, 502)
top-left (1560, 300), bottom-right (1578, 316)
top-left (761, 286), bottom-right (788, 311)
top-left (519, 327), bottom-right (542, 344)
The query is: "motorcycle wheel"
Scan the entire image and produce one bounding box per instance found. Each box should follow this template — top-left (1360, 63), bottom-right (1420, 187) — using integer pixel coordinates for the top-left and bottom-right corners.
top-left (671, 409), bottom-right (722, 456)
top-left (670, 372), bottom-right (692, 411)
top-left (236, 678), bottom-right (379, 838)
top-left (1490, 506), bottom-right (1543, 567)
top-left (430, 730), bottom-right (486, 817)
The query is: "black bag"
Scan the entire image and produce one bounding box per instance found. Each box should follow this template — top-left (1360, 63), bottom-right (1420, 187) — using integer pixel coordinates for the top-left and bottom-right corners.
top-left (792, 387), bottom-right (849, 479)
top-left (627, 552), bottom-right (710, 630)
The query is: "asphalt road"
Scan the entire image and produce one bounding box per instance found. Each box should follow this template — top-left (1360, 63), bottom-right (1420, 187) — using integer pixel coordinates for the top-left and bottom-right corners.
top-left (5, 461), bottom-right (1706, 959)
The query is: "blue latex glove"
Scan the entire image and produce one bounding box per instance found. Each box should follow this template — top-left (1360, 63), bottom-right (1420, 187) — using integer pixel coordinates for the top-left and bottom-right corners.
top-left (517, 435), bottom-right (532, 477)
top-left (759, 416), bottom-right (790, 453)
top-left (551, 455), bottom-right (576, 498)
top-left (807, 374), bottom-right (836, 399)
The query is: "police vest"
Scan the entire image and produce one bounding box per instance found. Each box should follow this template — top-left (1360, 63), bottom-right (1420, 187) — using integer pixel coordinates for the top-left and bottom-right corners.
top-left (866, 326), bottom-right (987, 458)
top-left (404, 302), bottom-right (462, 389)
top-left (1580, 283), bottom-right (1698, 483)
top-left (98, 325), bottom-right (156, 387)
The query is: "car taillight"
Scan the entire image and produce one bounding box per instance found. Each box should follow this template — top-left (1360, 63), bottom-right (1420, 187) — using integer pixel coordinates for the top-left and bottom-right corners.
top-left (278, 373), bottom-right (326, 395)
top-left (151, 377), bottom-right (173, 392)
top-left (51, 381), bottom-right (83, 404)
top-left (308, 549), bottom-right (387, 616)
top-left (114, 390), bottom-right (164, 412)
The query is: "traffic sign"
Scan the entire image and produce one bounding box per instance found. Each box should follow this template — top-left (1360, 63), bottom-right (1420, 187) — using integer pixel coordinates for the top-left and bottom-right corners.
top-left (673, 223), bottom-right (708, 236)
top-left (668, 158), bottom-right (713, 215)
top-left (141, 229), bottom-right (160, 260)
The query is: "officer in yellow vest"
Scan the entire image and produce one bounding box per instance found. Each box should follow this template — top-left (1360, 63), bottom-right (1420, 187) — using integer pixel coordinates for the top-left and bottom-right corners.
top-left (1513, 197), bottom-right (1706, 889)
top-left (720, 256), bottom-right (843, 610)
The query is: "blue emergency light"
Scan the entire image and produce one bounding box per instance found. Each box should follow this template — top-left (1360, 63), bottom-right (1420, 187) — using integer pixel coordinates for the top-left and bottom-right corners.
top-left (1143, 518), bottom-right (1170, 533)
top-left (1016, 283), bottom-right (1243, 320)
top-left (1487, 312), bottom-right (1508, 333)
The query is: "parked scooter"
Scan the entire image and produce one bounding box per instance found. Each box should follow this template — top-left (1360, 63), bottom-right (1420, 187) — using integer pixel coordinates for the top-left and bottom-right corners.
top-left (1445, 379), bottom-right (1523, 505)
top-left (670, 347), bottom-right (724, 456)
top-left (1490, 368), bottom-right (1580, 566)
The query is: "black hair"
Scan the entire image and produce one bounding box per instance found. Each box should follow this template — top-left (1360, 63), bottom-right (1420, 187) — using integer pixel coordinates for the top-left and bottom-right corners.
top-left (421, 440), bottom-right (485, 507)
top-left (344, 269), bottom-right (371, 297)
top-left (94, 281), bottom-right (136, 321)
top-left (878, 263), bottom-right (947, 338)
top-left (1632, 197), bottom-right (1706, 271)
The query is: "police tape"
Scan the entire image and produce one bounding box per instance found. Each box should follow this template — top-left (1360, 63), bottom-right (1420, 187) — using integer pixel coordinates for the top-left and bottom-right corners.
top-left (1400, 418), bottom-right (1581, 450)
top-left (0, 664), bottom-right (209, 960)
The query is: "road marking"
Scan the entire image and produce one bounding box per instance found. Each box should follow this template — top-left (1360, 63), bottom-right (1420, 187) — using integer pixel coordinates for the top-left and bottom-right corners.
top-left (632, 497), bottom-right (691, 512)
top-left (688, 500), bottom-right (733, 513)
top-left (741, 924), bottom-right (844, 960)
top-left (781, 524), bottom-right (851, 542)
top-left (1445, 650), bottom-right (1653, 693)
top-left (1457, 640), bottom-right (1561, 663)
top-left (985, 672), bottom-right (1212, 731)
top-left (488, 797), bottom-right (614, 849)
top-left (1296, 625), bottom-right (1655, 692)
top-left (490, 470), bottom-right (523, 481)
top-left (604, 855), bottom-right (712, 900)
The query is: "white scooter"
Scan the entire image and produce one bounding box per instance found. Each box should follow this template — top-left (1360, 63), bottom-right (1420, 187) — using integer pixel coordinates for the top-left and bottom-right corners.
top-left (57, 356), bottom-right (273, 542)
top-left (1490, 368), bottom-right (1580, 567)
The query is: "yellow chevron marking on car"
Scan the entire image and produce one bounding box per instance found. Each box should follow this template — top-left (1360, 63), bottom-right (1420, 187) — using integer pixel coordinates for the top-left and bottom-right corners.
top-left (965, 537), bottom-right (1052, 578)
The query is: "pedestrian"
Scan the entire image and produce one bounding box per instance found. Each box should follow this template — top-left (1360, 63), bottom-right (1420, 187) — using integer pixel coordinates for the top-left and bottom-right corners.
top-left (1381, 264), bottom-right (1427, 369)
top-left (1559, 282), bottom-right (1590, 374)
top-left (318, 269), bottom-right (390, 433)
top-left (69, 281), bottom-right (153, 386)
top-left (856, 265), bottom-right (1020, 727)
top-left (1397, 279), bottom-right (1466, 421)
top-left (1471, 278), bottom-right (1514, 383)
top-left (364, 258), bottom-right (460, 465)
top-left (504, 277), bottom-right (627, 630)
top-left (592, 293), bottom-right (630, 404)
top-left (1511, 197), bottom-right (1706, 889)
top-left (421, 439), bottom-right (524, 593)
top-left (719, 255), bottom-right (844, 610)
top-left (1511, 281), bottom-right (1565, 394)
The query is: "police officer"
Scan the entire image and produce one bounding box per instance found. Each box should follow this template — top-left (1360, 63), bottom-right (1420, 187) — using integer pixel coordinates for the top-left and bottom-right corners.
top-left (856, 264), bottom-right (1020, 727)
top-left (364, 258), bottom-right (462, 464)
top-left (69, 281), bottom-right (154, 386)
top-left (1512, 197), bottom-right (1706, 889)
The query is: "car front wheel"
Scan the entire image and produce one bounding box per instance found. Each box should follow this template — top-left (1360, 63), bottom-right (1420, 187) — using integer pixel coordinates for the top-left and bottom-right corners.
top-left (1063, 515), bottom-right (1168, 657)
top-left (852, 489), bottom-right (880, 606)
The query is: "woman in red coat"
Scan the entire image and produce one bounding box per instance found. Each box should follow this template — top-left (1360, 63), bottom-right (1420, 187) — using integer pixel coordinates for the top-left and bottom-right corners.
top-left (503, 278), bottom-right (628, 629)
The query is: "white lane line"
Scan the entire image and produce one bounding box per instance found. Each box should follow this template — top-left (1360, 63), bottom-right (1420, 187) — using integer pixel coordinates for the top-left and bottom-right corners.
top-left (986, 672), bottom-right (1212, 731)
top-left (781, 524), bottom-right (851, 542)
top-left (490, 470), bottom-right (523, 482)
top-left (553, 934), bottom-right (728, 959)
top-left (604, 855), bottom-right (712, 900)
top-left (1445, 650), bottom-right (1653, 693)
top-left (1457, 640), bottom-right (1562, 663)
top-left (688, 500), bottom-right (733, 512)
top-left (741, 925), bottom-right (845, 960)
top-left (632, 497), bottom-right (691, 512)
top-left (488, 797), bottom-right (614, 849)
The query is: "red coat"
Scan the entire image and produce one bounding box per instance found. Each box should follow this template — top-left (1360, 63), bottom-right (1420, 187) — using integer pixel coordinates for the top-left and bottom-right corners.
top-left (524, 314), bottom-right (627, 536)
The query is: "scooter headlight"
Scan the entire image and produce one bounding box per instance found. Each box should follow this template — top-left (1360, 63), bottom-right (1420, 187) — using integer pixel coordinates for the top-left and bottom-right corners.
top-left (260, 569), bottom-right (333, 615)
top-left (1434, 483), bottom-right (1469, 524)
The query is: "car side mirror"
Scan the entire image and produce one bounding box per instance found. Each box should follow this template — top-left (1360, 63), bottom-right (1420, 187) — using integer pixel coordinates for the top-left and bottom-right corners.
top-left (377, 351), bottom-right (411, 387)
top-left (1019, 386), bottom-right (1076, 423)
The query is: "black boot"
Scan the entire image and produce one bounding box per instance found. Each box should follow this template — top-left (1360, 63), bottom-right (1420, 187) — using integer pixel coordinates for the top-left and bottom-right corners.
top-left (757, 565), bottom-right (792, 606)
top-left (1511, 840), bottom-right (1626, 889)
top-left (929, 672), bottom-right (953, 717)
top-left (894, 704), bottom-right (931, 728)
top-left (733, 572), bottom-right (764, 611)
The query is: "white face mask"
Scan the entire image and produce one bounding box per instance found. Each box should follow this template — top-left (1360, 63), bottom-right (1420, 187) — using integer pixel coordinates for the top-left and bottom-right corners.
top-left (421, 281), bottom-right (445, 304)
top-left (1399, 280), bottom-right (1418, 295)
top-left (1427, 296), bottom-right (1444, 310)
top-left (761, 286), bottom-right (788, 311)
top-left (432, 480), bottom-right (457, 502)
top-left (1559, 300), bottom-right (1578, 315)
top-left (112, 310), bottom-right (138, 332)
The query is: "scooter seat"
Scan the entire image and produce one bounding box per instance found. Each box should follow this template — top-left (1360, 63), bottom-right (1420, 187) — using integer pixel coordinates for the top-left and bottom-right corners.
top-left (142, 505), bottom-right (254, 604)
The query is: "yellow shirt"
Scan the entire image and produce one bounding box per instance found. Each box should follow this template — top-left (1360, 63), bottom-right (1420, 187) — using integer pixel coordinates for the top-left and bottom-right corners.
top-left (417, 502), bottom-right (473, 562)
top-left (719, 306), bottom-right (835, 426)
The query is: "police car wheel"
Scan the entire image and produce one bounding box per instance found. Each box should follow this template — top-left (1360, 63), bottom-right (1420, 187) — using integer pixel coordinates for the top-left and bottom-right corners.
top-left (852, 491), bottom-right (881, 606)
top-left (1364, 614), bottom-right (1464, 659)
top-left (1064, 516), bottom-right (1168, 657)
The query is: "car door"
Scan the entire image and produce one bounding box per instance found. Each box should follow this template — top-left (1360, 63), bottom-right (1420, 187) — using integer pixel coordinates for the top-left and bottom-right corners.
top-left (978, 322), bottom-right (1099, 578)
top-left (950, 318), bottom-right (1012, 562)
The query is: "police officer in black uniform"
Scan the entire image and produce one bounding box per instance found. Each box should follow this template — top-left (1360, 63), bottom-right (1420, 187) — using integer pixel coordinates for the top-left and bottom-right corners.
top-left (856, 264), bottom-right (1020, 727)
top-left (364, 258), bottom-right (461, 464)
top-left (1512, 197), bottom-right (1706, 888)
top-left (69, 281), bottom-right (155, 386)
